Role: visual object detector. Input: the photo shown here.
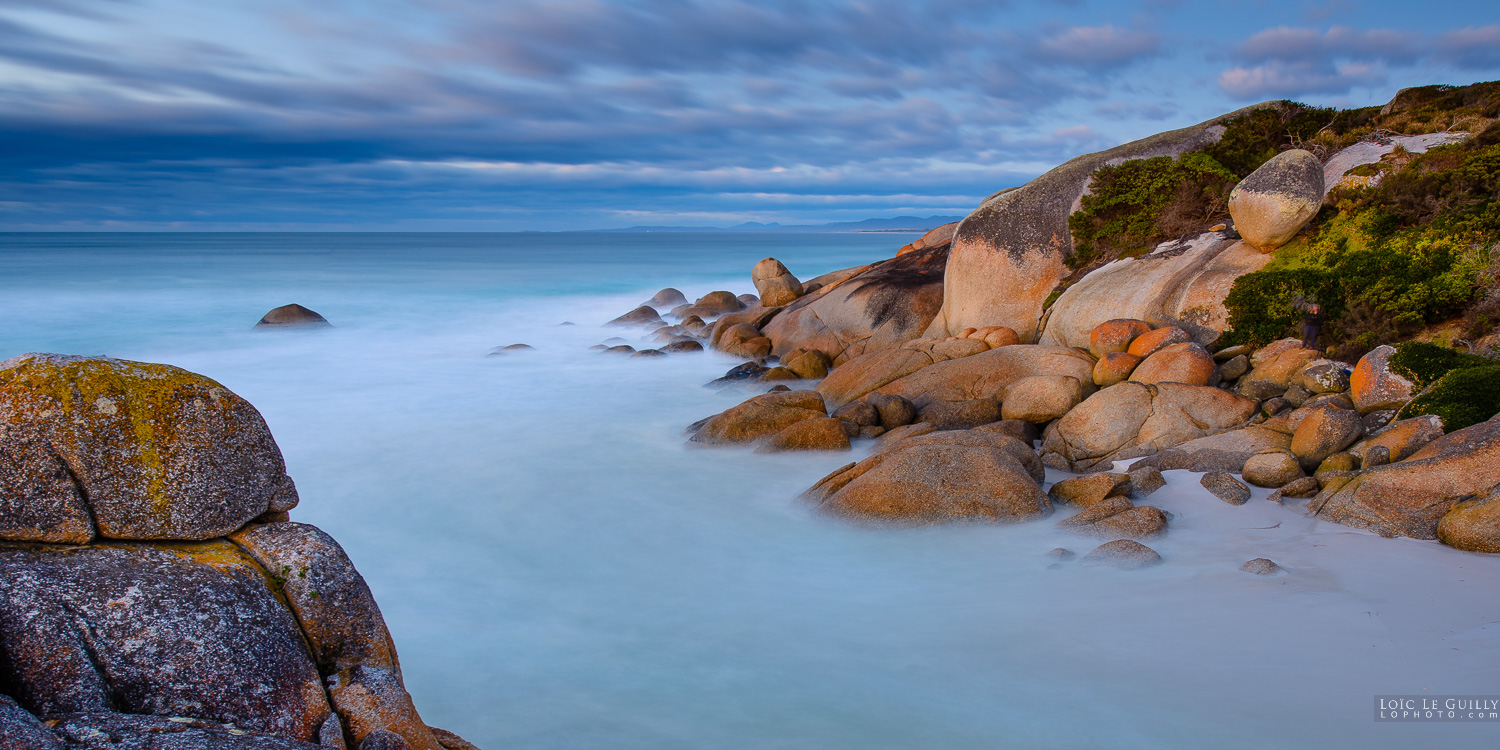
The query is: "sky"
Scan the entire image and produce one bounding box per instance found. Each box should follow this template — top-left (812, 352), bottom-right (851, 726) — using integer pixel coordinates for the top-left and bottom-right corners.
top-left (0, 0), bottom-right (1497, 231)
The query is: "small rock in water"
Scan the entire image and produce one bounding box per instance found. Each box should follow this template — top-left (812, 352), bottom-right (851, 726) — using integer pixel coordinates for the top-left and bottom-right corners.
top-left (1082, 540), bottom-right (1162, 569)
top-left (254, 303), bottom-right (330, 329)
top-left (1047, 548), bottom-right (1076, 561)
top-left (631, 349), bottom-right (666, 358)
top-left (1279, 476), bottom-right (1322, 498)
top-left (608, 305), bottom-right (662, 327)
top-left (706, 361), bottom-right (769, 387)
top-left (603, 337), bottom-right (629, 345)
top-left (602, 345), bottom-right (636, 355)
top-left (1201, 471), bottom-right (1251, 505)
top-left (1127, 466), bottom-right (1166, 498)
top-left (486, 343), bottom-right (534, 356)
top-left (645, 288), bottom-right (689, 308)
top-left (558, 321), bottom-right (576, 326)
top-left (662, 340), bottom-right (704, 354)
top-left (1240, 558), bottom-right (1283, 576)
top-left (767, 384), bottom-right (791, 392)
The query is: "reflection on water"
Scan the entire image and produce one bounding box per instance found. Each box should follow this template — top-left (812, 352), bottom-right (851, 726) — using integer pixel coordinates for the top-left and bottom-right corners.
top-left (2, 233), bottom-right (1496, 750)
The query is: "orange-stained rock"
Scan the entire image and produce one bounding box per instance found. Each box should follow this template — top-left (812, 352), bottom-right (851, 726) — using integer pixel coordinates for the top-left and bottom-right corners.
top-left (1057, 500), bottom-right (1168, 540)
top-left (689, 390), bottom-right (827, 445)
top-left (1241, 344), bottom-right (1321, 390)
top-left (1289, 407), bottom-right (1364, 470)
top-left (1092, 352), bottom-right (1142, 387)
top-left (1001, 375), bottom-right (1084, 424)
top-left (1126, 326), bottom-right (1191, 358)
top-left (1128, 342), bottom-right (1216, 386)
top-left (695, 291), bottom-right (744, 314)
top-left (930, 337), bottom-right (990, 360)
top-left (781, 348), bottom-right (832, 379)
top-left (752, 257), bottom-right (804, 307)
top-left (1348, 415), bottom-right (1444, 464)
top-left (0, 353), bottom-right (298, 541)
top-left (1350, 345), bottom-right (1415, 414)
top-left (1308, 414), bottom-right (1500, 538)
top-left (978, 326), bottom-right (1021, 348)
top-left (1048, 472), bottom-right (1131, 508)
top-left (1089, 319), bottom-right (1152, 359)
top-left (875, 345), bottom-right (1096, 406)
top-left (816, 348), bottom-right (938, 410)
top-left (327, 666), bottom-right (441, 750)
top-left (231, 522), bottom-right (401, 679)
top-left (0, 541), bottom-right (333, 742)
top-left (897, 222), bottom-right (959, 256)
top-left (805, 431), bottom-right (1050, 524)
top-left (755, 418), bottom-right (852, 453)
top-left (1437, 487), bottom-right (1500, 553)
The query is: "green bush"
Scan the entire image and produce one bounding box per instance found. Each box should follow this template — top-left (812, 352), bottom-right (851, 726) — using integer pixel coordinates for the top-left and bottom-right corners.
top-left (1388, 341), bottom-right (1494, 388)
top-left (1068, 152), bottom-right (1236, 267)
top-left (1201, 102), bottom-right (1341, 177)
top-left (1398, 364), bottom-right (1500, 431)
top-left (1219, 268), bottom-right (1342, 349)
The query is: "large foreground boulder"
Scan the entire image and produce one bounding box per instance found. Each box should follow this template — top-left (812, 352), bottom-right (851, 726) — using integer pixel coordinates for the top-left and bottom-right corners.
top-left (927, 106), bottom-right (1264, 340)
top-left (0, 354), bottom-right (299, 542)
top-left (1041, 382), bottom-right (1257, 471)
top-left (803, 430), bottom-right (1049, 524)
top-left (1308, 414), bottom-right (1500, 539)
top-left (1228, 149), bottom-right (1325, 251)
top-left (1039, 237), bottom-right (1271, 349)
top-left (761, 243), bottom-right (949, 364)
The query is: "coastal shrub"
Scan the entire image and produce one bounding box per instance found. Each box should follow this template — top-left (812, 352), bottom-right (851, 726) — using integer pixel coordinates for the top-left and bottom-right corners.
top-left (1388, 341), bottom-right (1495, 389)
top-left (1068, 152), bottom-right (1237, 267)
top-left (1201, 102), bottom-right (1343, 177)
top-left (1397, 364), bottom-right (1500, 431)
top-left (1219, 268), bottom-right (1342, 349)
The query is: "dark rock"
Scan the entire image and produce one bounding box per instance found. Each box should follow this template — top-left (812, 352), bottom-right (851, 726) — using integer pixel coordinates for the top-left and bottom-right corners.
top-left (360, 730), bottom-right (413, 750)
top-left (607, 306), bottom-right (662, 327)
top-left (427, 727), bottom-right (482, 750)
top-left (0, 354), bottom-right (298, 541)
top-left (601, 345), bottom-right (636, 355)
top-left (706, 361), bottom-right (769, 387)
top-left (1261, 397), bottom-right (1290, 417)
top-left (1046, 548), bottom-right (1075, 561)
top-left (1279, 476), bottom-right (1322, 498)
top-left (1363, 409), bottom-right (1398, 433)
top-left (0, 694), bottom-right (65, 749)
top-left (255, 304), bottom-right (330, 329)
top-left (1219, 354), bottom-right (1249, 381)
top-left (1201, 471), bottom-right (1250, 505)
top-left (485, 344), bottom-right (533, 356)
top-left (832, 401), bottom-right (879, 427)
top-left (1240, 558), bottom-right (1283, 575)
top-left (1283, 384), bottom-right (1312, 407)
top-left (915, 398), bottom-right (1001, 430)
top-left (1361, 445), bottom-right (1391, 469)
top-left (661, 340), bottom-right (704, 354)
top-left (1239, 380), bottom-right (1286, 401)
top-left (973, 419), bottom-right (1040, 445)
top-left (0, 542), bottom-right (332, 742)
top-left (630, 349), bottom-right (667, 358)
top-left (1081, 540), bottom-right (1163, 569)
top-left (866, 392), bottom-right (917, 429)
top-left (1127, 466), bottom-right (1166, 498)
top-left (325, 667), bottom-right (440, 750)
top-left (48, 712), bottom-right (328, 748)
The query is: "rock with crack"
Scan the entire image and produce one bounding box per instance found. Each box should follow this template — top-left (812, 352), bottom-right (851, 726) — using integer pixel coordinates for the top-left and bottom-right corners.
top-left (1040, 382), bottom-right (1257, 471)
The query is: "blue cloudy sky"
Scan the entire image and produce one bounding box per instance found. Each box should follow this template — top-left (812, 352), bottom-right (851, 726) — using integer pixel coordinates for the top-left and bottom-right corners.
top-left (1, 0), bottom-right (1497, 230)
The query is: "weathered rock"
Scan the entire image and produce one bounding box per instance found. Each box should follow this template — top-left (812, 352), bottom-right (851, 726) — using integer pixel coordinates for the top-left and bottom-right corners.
top-left (1297, 360), bottom-right (1351, 394)
top-left (326, 667), bottom-right (440, 750)
top-left (255, 304), bottom-right (331, 329)
top-left (1054, 495), bottom-right (1132, 529)
top-left (1129, 342), bottom-right (1215, 386)
top-left (1046, 548), bottom-right (1075, 561)
top-left (832, 401), bottom-right (879, 427)
top-left (1201, 471), bottom-right (1251, 505)
top-left (630, 349), bottom-right (667, 359)
top-left (0, 542), bottom-right (332, 742)
top-left (428, 727), bottom-right (482, 750)
top-left (1126, 327), bottom-right (1191, 359)
top-left (607, 306), bottom-right (661, 327)
top-left (1088, 319), bottom-right (1153, 359)
top-left (1242, 450), bottom-right (1305, 488)
top-left (1092, 352), bottom-right (1142, 387)
top-left (1128, 466), bottom-right (1166, 498)
top-left (978, 326), bottom-right (1021, 349)
top-left (1349, 415), bottom-right (1444, 464)
top-left (1061, 504), bottom-right (1169, 540)
top-left (805, 431), bottom-right (1050, 525)
top-left (361, 729), bottom-right (414, 750)
top-left (1350, 345), bottom-right (1415, 414)
top-left (872, 422), bottom-right (935, 447)
top-left (1220, 354), bottom-right (1249, 381)
top-left (1290, 407), bottom-right (1364, 470)
top-left (1283, 384), bottom-right (1312, 408)
top-left (1001, 375), bottom-right (1083, 424)
top-left (48, 712), bottom-right (330, 749)
top-left (1361, 445), bottom-right (1392, 469)
top-left (0, 354), bottom-right (298, 541)
top-left (781, 348), bottom-right (831, 379)
top-left (866, 392), bottom-right (917, 429)
top-left (761, 244), bottom-right (949, 364)
top-left (916, 398), bottom-right (1001, 430)
top-left (1128, 425), bottom-right (1290, 473)
top-left (601, 345), bottom-right (636, 356)
top-left (755, 418), bottom-right (852, 453)
top-left (1241, 343), bottom-right (1321, 390)
top-left (874, 345), bottom-right (1096, 414)
top-left (230, 523), bottom-right (400, 679)
top-left (715, 323), bottom-right (772, 359)
top-left (1048, 473), bottom-right (1131, 508)
top-left (1315, 452), bottom-right (1359, 478)
top-left (486, 343), bottom-right (534, 356)
top-left (929, 338), bottom-right (990, 360)
top-left (661, 340), bottom-right (704, 354)
top-left (752, 258), bottom-right (804, 307)
top-left (645, 288), bottom-right (689, 309)
top-left (0, 694), bottom-right (66, 749)
top-left (1081, 540), bottom-right (1162, 569)
top-left (1039, 237), bottom-right (1272, 349)
top-left (694, 291), bottom-right (744, 315)
top-left (1279, 476), bottom-right (1322, 498)
top-left (1228, 149), bottom-right (1324, 251)
top-left (1437, 488), bottom-right (1500, 553)
top-left (929, 108), bottom-right (1251, 340)
top-left (1040, 382), bottom-right (1257, 471)
top-left (1240, 379), bottom-right (1287, 402)
top-left (1363, 409), bottom-right (1398, 433)
top-left (1240, 558), bottom-right (1283, 575)
top-left (898, 222), bottom-right (959, 255)
top-left (1308, 415), bottom-right (1500, 538)
top-left (688, 390), bottom-right (827, 445)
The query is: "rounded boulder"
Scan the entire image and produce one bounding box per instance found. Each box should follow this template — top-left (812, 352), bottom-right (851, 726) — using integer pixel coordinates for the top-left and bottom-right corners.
top-left (1129, 342), bottom-right (1216, 386)
top-left (1228, 149), bottom-right (1325, 251)
top-left (1089, 319), bottom-right (1152, 359)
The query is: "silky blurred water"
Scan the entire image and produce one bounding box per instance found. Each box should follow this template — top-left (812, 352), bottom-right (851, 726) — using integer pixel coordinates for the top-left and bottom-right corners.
top-left (2, 232), bottom-right (1497, 750)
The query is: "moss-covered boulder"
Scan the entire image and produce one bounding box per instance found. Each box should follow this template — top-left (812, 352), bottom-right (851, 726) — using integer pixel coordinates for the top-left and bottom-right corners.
top-left (0, 354), bottom-right (299, 541)
top-left (1397, 364), bottom-right (1500, 432)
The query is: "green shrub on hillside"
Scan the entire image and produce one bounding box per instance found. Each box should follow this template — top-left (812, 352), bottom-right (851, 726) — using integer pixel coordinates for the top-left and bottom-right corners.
top-left (1067, 152), bottom-right (1237, 268)
top-left (1397, 364), bottom-right (1500, 431)
top-left (1388, 341), bottom-right (1495, 388)
top-left (1202, 102), bottom-right (1346, 177)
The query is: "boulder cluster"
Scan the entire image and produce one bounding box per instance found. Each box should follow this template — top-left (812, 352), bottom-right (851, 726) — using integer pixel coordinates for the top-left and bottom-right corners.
top-left (0, 354), bottom-right (477, 750)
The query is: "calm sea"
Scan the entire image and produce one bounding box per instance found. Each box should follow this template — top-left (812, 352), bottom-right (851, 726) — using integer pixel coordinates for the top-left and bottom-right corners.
top-left (1, 232), bottom-right (1495, 750)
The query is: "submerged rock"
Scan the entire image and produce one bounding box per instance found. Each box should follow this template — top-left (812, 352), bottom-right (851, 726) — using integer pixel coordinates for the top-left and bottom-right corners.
top-left (689, 390), bottom-right (827, 445)
top-left (1240, 558), bottom-right (1283, 575)
top-left (255, 304), bottom-right (330, 329)
top-left (1081, 540), bottom-right (1163, 569)
top-left (1201, 471), bottom-right (1251, 505)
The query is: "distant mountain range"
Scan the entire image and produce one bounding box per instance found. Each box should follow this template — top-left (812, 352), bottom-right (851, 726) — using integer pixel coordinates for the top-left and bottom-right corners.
top-left (601, 215), bottom-right (964, 233)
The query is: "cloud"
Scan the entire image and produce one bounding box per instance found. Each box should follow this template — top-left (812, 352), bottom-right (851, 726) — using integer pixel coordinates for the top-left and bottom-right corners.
top-left (1034, 25), bottom-right (1161, 68)
top-left (1218, 60), bottom-right (1388, 99)
top-left (1434, 25), bottom-right (1500, 70)
top-left (1233, 26), bottom-right (1421, 66)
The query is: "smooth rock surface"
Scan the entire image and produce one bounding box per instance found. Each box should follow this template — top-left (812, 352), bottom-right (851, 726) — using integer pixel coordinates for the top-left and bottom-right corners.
top-left (1228, 149), bottom-right (1324, 251)
top-left (255, 304), bottom-right (331, 329)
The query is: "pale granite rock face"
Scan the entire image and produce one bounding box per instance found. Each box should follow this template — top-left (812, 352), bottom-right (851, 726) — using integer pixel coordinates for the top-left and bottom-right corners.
top-left (1228, 149), bottom-right (1325, 251)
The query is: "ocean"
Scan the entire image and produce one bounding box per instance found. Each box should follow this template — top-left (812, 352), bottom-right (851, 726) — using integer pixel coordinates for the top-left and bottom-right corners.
top-left (2, 232), bottom-right (1496, 749)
